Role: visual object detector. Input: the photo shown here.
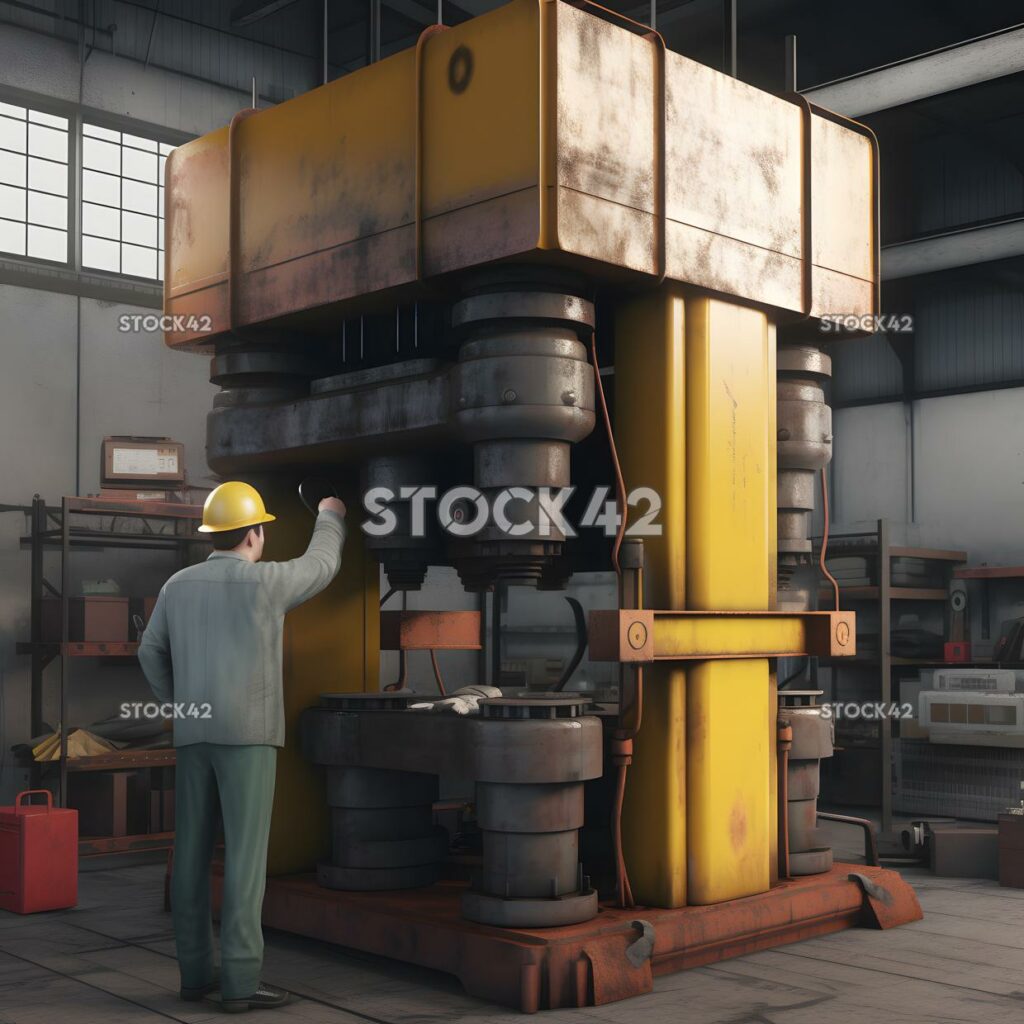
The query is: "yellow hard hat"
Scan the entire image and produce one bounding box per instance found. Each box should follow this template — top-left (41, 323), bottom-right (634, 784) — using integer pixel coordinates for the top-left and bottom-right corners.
top-left (198, 481), bottom-right (276, 533)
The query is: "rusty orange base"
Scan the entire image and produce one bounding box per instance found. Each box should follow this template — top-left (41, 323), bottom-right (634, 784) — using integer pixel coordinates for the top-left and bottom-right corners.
top-left (215, 864), bottom-right (921, 1013)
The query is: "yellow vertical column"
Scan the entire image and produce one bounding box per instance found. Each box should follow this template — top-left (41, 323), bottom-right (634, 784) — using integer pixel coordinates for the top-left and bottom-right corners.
top-left (254, 476), bottom-right (380, 876)
top-left (614, 285), bottom-right (688, 908)
top-left (685, 297), bottom-right (775, 904)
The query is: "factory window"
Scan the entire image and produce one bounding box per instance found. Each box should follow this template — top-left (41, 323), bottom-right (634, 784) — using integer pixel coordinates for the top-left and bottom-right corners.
top-left (81, 124), bottom-right (174, 281)
top-left (0, 101), bottom-right (69, 263)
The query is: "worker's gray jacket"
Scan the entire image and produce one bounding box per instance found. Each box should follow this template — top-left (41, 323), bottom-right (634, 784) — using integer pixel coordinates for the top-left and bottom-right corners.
top-left (138, 510), bottom-right (345, 747)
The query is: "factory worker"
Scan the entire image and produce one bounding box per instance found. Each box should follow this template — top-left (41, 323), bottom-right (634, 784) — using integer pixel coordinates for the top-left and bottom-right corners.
top-left (139, 480), bottom-right (346, 1012)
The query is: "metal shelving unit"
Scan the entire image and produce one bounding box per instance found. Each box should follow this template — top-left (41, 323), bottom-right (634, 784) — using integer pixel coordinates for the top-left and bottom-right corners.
top-left (816, 518), bottom-right (966, 839)
top-left (2, 494), bottom-right (209, 854)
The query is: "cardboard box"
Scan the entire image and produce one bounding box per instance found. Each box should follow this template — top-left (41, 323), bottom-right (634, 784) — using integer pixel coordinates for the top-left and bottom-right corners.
top-left (42, 597), bottom-right (130, 642)
top-left (998, 814), bottom-right (1024, 888)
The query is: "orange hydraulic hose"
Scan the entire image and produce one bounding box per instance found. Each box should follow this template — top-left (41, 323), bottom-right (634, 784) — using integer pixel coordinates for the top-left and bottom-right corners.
top-left (429, 649), bottom-right (447, 696)
top-left (777, 720), bottom-right (793, 879)
top-left (590, 334), bottom-right (628, 576)
top-left (819, 466), bottom-right (840, 612)
top-left (591, 330), bottom-right (637, 908)
top-left (611, 760), bottom-right (634, 907)
top-left (383, 650), bottom-right (407, 692)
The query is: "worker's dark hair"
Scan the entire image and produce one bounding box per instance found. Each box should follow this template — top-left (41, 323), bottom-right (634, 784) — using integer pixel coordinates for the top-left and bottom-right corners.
top-left (211, 523), bottom-right (263, 551)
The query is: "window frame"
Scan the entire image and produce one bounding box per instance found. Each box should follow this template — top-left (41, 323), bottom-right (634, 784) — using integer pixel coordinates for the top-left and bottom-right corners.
top-left (80, 120), bottom-right (179, 284)
top-left (0, 97), bottom-right (72, 268)
top-left (0, 85), bottom-right (192, 288)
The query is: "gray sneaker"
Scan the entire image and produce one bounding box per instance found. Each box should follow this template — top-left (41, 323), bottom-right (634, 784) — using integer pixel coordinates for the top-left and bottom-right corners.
top-left (222, 982), bottom-right (291, 1013)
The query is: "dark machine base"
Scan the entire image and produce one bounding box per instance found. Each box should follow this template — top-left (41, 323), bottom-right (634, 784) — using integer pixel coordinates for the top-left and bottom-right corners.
top-left (215, 863), bottom-right (922, 1013)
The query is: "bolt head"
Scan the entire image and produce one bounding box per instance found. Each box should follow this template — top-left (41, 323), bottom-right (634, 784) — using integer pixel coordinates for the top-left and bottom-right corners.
top-left (627, 621), bottom-right (648, 650)
top-left (502, 389), bottom-right (517, 404)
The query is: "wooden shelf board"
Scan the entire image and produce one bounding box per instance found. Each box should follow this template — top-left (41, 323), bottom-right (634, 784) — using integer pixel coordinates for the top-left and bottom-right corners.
top-left (64, 749), bottom-right (175, 772)
top-left (889, 547), bottom-right (966, 562)
top-left (954, 566), bottom-right (1024, 580)
top-left (79, 831), bottom-right (175, 857)
top-left (817, 586), bottom-right (948, 601)
top-left (17, 641), bottom-right (140, 657)
top-left (67, 496), bottom-right (204, 519)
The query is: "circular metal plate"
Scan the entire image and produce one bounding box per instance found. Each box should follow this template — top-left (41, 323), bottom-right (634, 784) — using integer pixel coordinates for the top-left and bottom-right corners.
top-left (317, 861), bottom-right (441, 892)
top-left (778, 690), bottom-right (824, 708)
top-left (479, 693), bottom-right (589, 720)
top-left (331, 805), bottom-right (435, 842)
top-left (476, 782), bottom-right (584, 833)
top-left (788, 847), bottom-right (834, 876)
top-left (326, 766), bottom-right (439, 808)
top-left (331, 826), bottom-right (449, 869)
top-left (320, 692), bottom-right (413, 711)
top-left (461, 888), bottom-right (598, 929)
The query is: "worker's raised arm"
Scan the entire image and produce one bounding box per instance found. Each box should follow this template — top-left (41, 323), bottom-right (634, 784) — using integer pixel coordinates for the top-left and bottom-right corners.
top-left (257, 502), bottom-right (347, 611)
top-left (138, 587), bottom-right (174, 703)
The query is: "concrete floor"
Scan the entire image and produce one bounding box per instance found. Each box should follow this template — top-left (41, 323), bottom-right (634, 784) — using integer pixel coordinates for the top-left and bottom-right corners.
top-left (1, 850), bottom-right (1022, 1023)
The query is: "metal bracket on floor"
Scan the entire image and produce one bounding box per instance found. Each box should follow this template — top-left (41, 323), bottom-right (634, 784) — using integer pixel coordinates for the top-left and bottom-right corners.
top-left (626, 919), bottom-right (656, 967)
top-left (848, 870), bottom-right (923, 929)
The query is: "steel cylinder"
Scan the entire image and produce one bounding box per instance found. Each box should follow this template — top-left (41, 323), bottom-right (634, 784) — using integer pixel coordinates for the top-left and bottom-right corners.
top-left (319, 750), bottom-right (446, 890)
top-left (777, 344), bottom-right (833, 609)
top-left (462, 695), bottom-right (599, 927)
top-left (448, 270), bottom-right (596, 591)
top-left (477, 782), bottom-right (583, 898)
top-left (210, 342), bottom-right (320, 407)
top-left (779, 691), bottom-right (835, 876)
top-left (362, 454), bottom-right (444, 591)
top-left (321, 766), bottom-right (445, 890)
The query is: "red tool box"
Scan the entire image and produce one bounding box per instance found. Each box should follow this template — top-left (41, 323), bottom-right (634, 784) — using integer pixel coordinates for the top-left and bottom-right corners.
top-left (0, 790), bottom-right (78, 914)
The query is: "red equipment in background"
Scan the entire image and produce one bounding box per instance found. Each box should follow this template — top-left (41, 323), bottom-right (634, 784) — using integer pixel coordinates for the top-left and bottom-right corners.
top-left (943, 641), bottom-right (971, 663)
top-left (0, 790), bottom-right (78, 913)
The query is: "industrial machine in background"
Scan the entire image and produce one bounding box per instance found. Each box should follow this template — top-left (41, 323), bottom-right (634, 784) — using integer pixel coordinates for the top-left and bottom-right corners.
top-left (162, 0), bottom-right (920, 1010)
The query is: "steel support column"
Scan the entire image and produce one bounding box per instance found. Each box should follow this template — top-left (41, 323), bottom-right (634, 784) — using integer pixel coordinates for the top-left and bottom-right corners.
top-left (614, 289), bottom-right (778, 908)
top-left (685, 296), bottom-right (775, 904)
top-left (614, 286), bottom-right (687, 908)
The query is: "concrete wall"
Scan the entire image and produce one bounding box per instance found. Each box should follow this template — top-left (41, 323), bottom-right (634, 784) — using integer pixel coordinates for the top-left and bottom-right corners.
top-left (833, 388), bottom-right (1024, 566)
top-left (831, 387), bottom-right (1024, 659)
top-left (0, 285), bottom-right (214, 800)
top-left (0, 22), bottom-right (251, 801)
top-left (0, 21), bottom-right (280, 134)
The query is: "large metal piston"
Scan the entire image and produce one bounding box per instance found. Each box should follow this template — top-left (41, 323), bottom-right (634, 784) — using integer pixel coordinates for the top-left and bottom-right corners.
top-left (779, 691), bottom-right (835, 876)
top-left (777, 344), bottom-right (833, 609)
top-left (449, 271), bottom-right (596, 590)
top-left (302, 691), bottom-right (603, 927)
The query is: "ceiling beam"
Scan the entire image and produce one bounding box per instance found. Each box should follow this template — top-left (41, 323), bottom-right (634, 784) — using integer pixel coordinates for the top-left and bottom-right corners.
top-left (883, 218), bottom-right (1024, 281)
top-left (231, 0), bottom-right (303, 28)
top-left (804, 24), bottom-right (1024, 117)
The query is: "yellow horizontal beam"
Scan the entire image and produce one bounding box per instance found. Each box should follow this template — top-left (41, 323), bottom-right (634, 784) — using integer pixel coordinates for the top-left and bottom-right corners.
top-left (588, 609), bottom-right (855, 662)
top-left (654, 611), bottom-right (854, 661)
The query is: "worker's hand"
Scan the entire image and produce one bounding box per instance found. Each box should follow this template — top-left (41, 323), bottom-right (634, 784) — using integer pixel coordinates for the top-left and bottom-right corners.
top-left (319, 496), bottom-right (347, 518)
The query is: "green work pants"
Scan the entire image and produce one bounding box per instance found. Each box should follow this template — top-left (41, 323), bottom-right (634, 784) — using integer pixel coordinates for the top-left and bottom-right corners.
top-left (172, 742), bottom-right (277, 1000)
